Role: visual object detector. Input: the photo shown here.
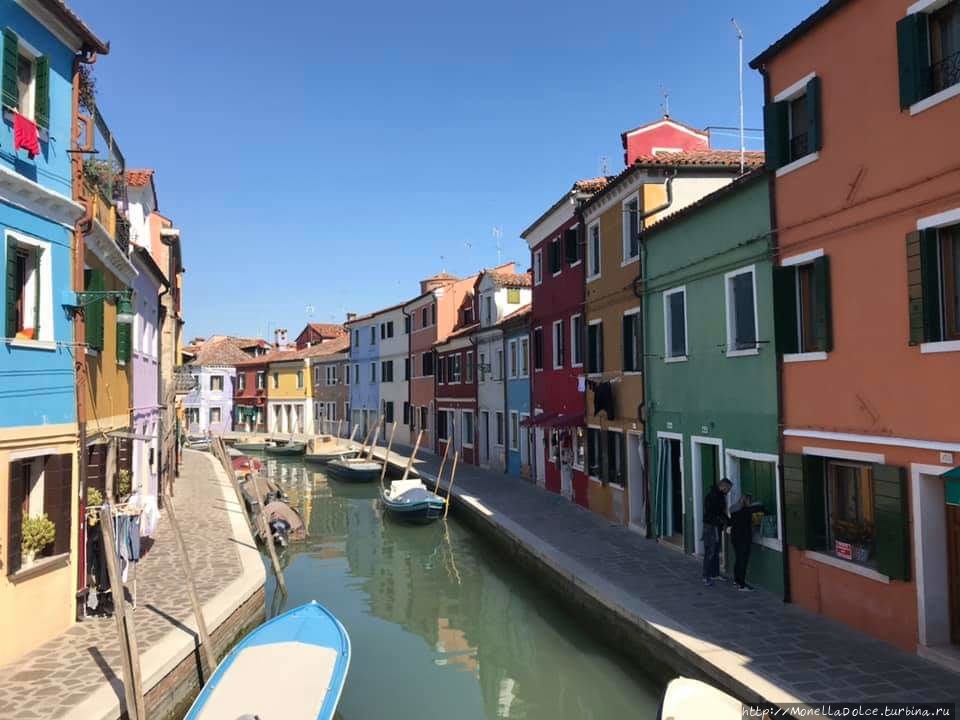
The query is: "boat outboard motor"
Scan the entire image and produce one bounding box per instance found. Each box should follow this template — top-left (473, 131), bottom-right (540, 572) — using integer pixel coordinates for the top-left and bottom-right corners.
top-left (269, 517), bottom-right (292, 547)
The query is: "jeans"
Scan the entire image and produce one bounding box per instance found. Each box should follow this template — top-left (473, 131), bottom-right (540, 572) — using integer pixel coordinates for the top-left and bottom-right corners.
top-left (733, 540), bottom-right (751, 586)
top-left (702, 525), bottom-right (721, 579)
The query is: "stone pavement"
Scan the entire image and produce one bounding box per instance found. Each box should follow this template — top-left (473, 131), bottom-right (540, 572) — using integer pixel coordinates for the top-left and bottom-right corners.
top-left (372, 444), bottom-right (960, 706)
top-left (0, 451), bottom-right (250, 720)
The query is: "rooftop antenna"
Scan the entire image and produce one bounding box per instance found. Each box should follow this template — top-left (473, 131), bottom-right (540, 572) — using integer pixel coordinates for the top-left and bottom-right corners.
top-left (660, 84), bottom-right (670, 118)
top-left (305, 304), bottom-right (315, 318)
top-left (492, 226), bottom-right (503, 265)
top-left (732, 18), bottom-right (745, 174)
top-left (600, 155), bottom-right (609, 176)
top-left (440, 254), bottom-right (446, 272)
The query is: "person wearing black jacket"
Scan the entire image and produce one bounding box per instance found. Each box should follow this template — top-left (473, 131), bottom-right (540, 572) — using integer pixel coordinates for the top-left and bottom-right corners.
top-left (730, 494), bottom-right (765, 591)
top-left (702, 479), bottom-right (732, 586)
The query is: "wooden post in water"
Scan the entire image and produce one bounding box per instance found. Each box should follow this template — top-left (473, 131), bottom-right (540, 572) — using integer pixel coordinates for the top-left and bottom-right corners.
top-left (401, 431), bottom-right (423, 482)
top-left (435, 439), bottom-right (451, 494)
top-left (100, 507), bottom-right (144, 720)
top-left (358, 423), bottom-right (375, 456)
top-left (346, 424), bottom-right (359, 450)
top-left (163, 490), bottom-right (219, 676)
top-left (444, 451), bottom-right (460, 520)
top-left (250, 472), bottom-right (287, 594)
top-left (366, 418), bottom-right (384, 460)
top-left (214, 440), bottom-right (255, 537)
top-left (336, 419), bottom-right (343, 444)
top-left (379, 422), bottom-right (398, 490)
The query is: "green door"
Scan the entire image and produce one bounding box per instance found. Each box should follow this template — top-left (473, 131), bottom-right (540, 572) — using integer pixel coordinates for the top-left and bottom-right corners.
top-left (700, 443), bottom-right (719, 498)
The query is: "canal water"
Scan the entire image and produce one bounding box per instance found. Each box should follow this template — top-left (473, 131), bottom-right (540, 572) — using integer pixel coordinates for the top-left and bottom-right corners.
top-left (258, 456), bottom-right (663, 720)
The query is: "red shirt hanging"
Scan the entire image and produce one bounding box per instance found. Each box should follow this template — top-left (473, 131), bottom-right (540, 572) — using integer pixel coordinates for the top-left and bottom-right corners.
top-left (13, 112), bottom-right (40, 159)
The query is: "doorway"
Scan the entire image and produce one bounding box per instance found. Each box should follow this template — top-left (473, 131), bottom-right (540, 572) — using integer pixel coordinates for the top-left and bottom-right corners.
top-left (655, 434), bottom-right (683, 546)
top-left (534, 427), bottom-right (546, 487)
top-left (480, 411), bottom-right (490, 467)
top-left (627, 432), bottom-right (645, 534)
top-left (559, 430), bottom-right (573, 500)
top-left (948, 504), bottom-right (960, 644)
top-left (692, 438), bottom-right (722, 555)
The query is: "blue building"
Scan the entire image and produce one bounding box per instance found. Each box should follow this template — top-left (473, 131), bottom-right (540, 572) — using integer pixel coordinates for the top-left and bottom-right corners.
top-left (0, 0), bottom-right (109, 664)
top-left (345, 311), bottom-right (381, 439)
top-left (503, 306), bottom-right (531, 478)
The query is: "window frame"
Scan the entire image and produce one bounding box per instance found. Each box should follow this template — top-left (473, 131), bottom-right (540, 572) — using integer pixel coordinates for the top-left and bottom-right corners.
top-left (5, 230), bottom-right (54, 348)
top-left (552, 319), bottom-right (565, 369)
top-left (724, 265), bottom-right (760, 357)
top-left (209, 407), bottom-right (221, 425)
top-left (622, 193), bottom-right (640, 265)
top-left (509, 411), bottom-right (520, 452)
top-left (724, 449), bottom-right (783, 552)
top-left (296, 369), bottom-right (304, 389)
top-left (256, 371), bottom-right (265, 390)
top-left (916, 208), bottom-right (960, 353)
top-left (519, 336), bottom-right (529, 378)
top-left (570, 313), bottom-right (584, 368)
top-left (533, 326), bottom-right (543, 372)
top-left (508, 338), bottom-right (518, 379)
top-left (462, 409), bottom-right (475, 448)
top-left (14, 40), bottom-right (38, 122)
top-left (771, 72), bottom-right (821, 177)
top-left (586, 221), bottom-right (602, 282)
top-left (622, 306), bottom-right (642, 372)
top-left (466, 350), bottom-right (474, 383)
top-left (587, 318), bottom-right (603, 376)
top-left (533, 248), bottom-right (543, 285)
top-left (495, 411), bottom-right (504, 447)
top-left (906, 0), bottom-right (960, 115)
top-left (663, 286), bottom-right (689, 363)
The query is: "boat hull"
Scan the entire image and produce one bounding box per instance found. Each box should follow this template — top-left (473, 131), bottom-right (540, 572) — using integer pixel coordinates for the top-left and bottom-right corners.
top-left (265, 442), bottom-right (306, 457)
top-left (304, 449), bottom-right (359, 465)
top-left (232, 442), bottom-right (271, 452)
top-left (326, 459), bottom-right (381, 483)
top-left (185, 601), bottom-right (350, 720)
top-left (380, 486), bottom-right (446, 524)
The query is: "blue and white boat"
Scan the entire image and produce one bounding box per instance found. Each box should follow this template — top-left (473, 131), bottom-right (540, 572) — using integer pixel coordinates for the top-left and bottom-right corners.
top-left (380, 478), bottom-right (446, 524)
top-left (185, 601), bottom-right (350, 720)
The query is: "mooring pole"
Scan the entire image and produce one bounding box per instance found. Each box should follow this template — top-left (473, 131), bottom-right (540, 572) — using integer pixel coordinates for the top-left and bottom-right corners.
top-left (250, 472), bottom-right (287, 594)
top-left (444, 451), bottom-right (460, 521)
top-left (401, 431), bottom-right (423, 482)
top-left (379, 422), bottom-right (398, 490)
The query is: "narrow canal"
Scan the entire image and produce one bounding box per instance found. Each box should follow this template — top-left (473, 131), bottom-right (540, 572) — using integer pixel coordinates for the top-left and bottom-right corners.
top-left (256, 456), bottom-right (663, 719)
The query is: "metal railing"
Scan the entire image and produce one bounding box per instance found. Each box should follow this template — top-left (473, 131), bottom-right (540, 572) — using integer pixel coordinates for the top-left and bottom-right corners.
top-left (932, 49), bottom-right (960, 94)
top-left (789, 132), bottom-right (809, 162)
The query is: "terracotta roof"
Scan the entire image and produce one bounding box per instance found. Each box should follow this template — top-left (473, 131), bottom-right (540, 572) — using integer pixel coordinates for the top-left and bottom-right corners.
top-left (572, 177), bottom-right (612, 193)
top-left (500, 304), bottom-right (532, 325)
top-left (304, 322), bottom-right (346, 337)
top-left (39, 0), bottom-right (109, 54)
top-left (125, 169), bottom-right (154, 187)
top-left (521, 176), bottom-right (614, 239)
top-left (299, 336), bottom-right (350, 358)
top-left (750, 0), bottom-right (851, 69)
top-left (486, 271), bottom-right (532, 289)
top-left (436, 323), bottom-right (479, 346)
top-left (645, 168), bottom-right (769, 236)
top-left (343, 299), bottom-right (411, 327)
top-left (424, 271), bottom-right (458, 281)
top-left (189, 337), bottom-right (253, 367)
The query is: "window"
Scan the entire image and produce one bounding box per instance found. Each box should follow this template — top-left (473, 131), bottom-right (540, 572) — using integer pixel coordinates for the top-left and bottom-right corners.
top-left (533, 249), bottom-right (543, 285)
top-left (508, 339), bottom-right (518, 378)
top-left (81, 267), bottom-right (104, 351)
top-left (438, 354), bottom-right (447, 383)
top-left (735, 457), bottom-right (780, 547)
top-left (533, 327), bottom-right (543, 370)
top-left (209, 407), bottom-right (221, 424)
top-left (419, 406), bottom-right (428, 433)
top-left (466, 351), bottom-right (473, 382)
top-left (725, 267), bottom-right (758, 353)
top-left (421, 307), bottom-right (429, 327)
top-left (898, 2), bottom-right (960, 109)
top-left (495, 348), bottom-right (503, 380)
top-left (380, 323), bottom-right (386, 339)
top-left (462, 411), bottom-right (475, 447)
top-left (451, 353), bottom-right (461, 382)
top-left (326, 366), bottom-right (338, 385)
top-left (404, 315), bottom-right (411, 333)
top-left (387, 321), bottom-right (394, 338)
top-left (587, 222), bottom-right (601, 279)
top-left (353, 364), bottom-right (359, 383)
top-left (296, 370), bottom-right (304, 389)
top-left (344, 402), bottom-right (350, 421)
top-left (344, 364), bottom-right (350, 385)
top-left (606, 431), bottom-right (625, 486)
top-left (187, 407), bottom-right (200, 428)
top-left (663, 288), bottom-right (687, 360)
top-left (437, 410), bottom-right (449, 440)
top-left (3, 33), bottom-right (50, 128)
top-left (313, 366), bottom-right (321, 385)
top-left (369, 326), bottom-right (376, 344)
top-left (484, 295), bottom-right (493, 324)
top-left (587, 428), bottom-right (602, 478)
top-left (622, 309), bottom-right (641, 371)
top-left (370, 362), bottom-right (376, 382)
top-left (907, 222), bottom-right (960, 345)
top-left (507, 288), bottom-right (520, 304)
top-left (774, 254), bottom-right (833, 355)
top-left (353, 329), bottom-right (359, 347)
top-left (381, 360), bottom-right (394, 383)
top-left (565, 225), bottom-right (581, 265)
top-left (552, 320), bottom-right (565, 369)
top-left (519, 337), bottom-right (529, 377)
top-left (422, 351), bottom-right (434, 376)
top-left (623, 195), bottom-right (639, 261)
top-left (587, 321), bottom-right (604, 374)
top-left (403, 401), bottom-right (410, 425)
top-left (272, 372), bottom-right (279, 389)
top-left (510, 412), bottom-right (520, 451)
top-left (572, 427), bottom-right (585, 469)
top-left (479, 351), bottom-right (487, 381)
top-left (383, 401), bottom-right (395, 424)
top-left (237, 373), bottom-right (246, 392)
top-left (569, 314), bottom-right (584, 368)
top-left (404, 357), bottom-right (410, 381)
top-left (764, 76), bottom-right (821, 171)
top-left (463, 304), bottom-right (474, 325)
top-left (256, 371), bottom-right (265, 390)
top-left (6, 454), bottom-right (72, 575)
top-left (495, 412), bottom-right (504, 445)
top-left (550, 237), bottom-right (562, 275)
top-left (5, 232), bottom-right (54, 344)
top-left (431, 303), bottom-right (436, 326)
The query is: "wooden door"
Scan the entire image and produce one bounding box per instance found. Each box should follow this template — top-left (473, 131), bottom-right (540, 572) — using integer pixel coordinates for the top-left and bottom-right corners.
top-left (948, 504), bottom-right (960, 644)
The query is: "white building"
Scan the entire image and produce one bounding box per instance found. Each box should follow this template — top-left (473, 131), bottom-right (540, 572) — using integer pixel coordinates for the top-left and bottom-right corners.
top-left (371, 304), bottom-right (411, 445)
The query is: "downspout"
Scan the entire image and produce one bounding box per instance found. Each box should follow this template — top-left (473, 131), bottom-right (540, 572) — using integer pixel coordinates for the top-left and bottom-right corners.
top-left (502, 324), bottom-right (509, 475)
top-left (759, 65), bottom-right (792, 605)
top-left (401, 305), bottom-right (411, 444)
top-left (634, 171), bottom-right (676, 537)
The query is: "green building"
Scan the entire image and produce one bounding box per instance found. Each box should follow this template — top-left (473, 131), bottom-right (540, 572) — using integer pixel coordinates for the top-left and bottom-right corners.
top-left (642, 170), bottom-right (784, 594)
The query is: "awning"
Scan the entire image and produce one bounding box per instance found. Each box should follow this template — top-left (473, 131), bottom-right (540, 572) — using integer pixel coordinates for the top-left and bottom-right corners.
top-left (553, 412), bottom-right (584, 428)
top-left (943, 467), bottom-right (960, 506)
top-left (520, 412), bottom-right (557, 428)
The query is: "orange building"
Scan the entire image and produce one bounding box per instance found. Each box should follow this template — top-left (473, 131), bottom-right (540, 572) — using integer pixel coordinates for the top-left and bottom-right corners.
top-left (752, 0), bottom-right (960, 658)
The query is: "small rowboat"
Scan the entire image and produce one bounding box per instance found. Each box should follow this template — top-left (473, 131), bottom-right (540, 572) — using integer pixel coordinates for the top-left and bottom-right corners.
top-left (184, 601), bottom-right (351, 720)
top-left (232, 440), bottom-right (274, 452)
top-left (326, 457), bottom-right (382, 483)
top-left (657, 677), bottom-right (741, 720)
top-left (380, 479), bottom-right (445, 524)
top-left (264, 441), bottom-right (306, 457)
top-left (304, 447), bottom-right (359, 465)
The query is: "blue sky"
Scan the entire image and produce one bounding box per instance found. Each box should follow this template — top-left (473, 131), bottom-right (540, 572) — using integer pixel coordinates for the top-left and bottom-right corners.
top-left (72, 0), bottom-right (821, 341)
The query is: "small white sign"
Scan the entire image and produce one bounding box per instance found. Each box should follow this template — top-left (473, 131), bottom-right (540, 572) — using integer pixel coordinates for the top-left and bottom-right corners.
top-left (701, 425), bottom-right (710, 434)
top-left (940, 452), bottom-right (954, 465)
top-left (666, 421), bottom-right (673, 430)
top-left (577, 375), bottom-right (586, 392)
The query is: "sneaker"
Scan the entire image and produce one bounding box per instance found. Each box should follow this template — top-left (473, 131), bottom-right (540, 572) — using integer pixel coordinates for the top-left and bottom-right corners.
top-left (703, 578), bottom-right (714, 587)
top-left (736, 584), bottom-right (753, 592)
top-left (711, 575), bottom-right (729, 583)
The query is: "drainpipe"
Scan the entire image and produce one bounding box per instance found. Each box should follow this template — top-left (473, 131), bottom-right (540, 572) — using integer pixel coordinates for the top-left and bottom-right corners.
top-left (758, 66), bottom-right (792, 605)
top-left (401, 305), bottom-right (412, 444)
top-left (634, 171), bottom-right (676, 537)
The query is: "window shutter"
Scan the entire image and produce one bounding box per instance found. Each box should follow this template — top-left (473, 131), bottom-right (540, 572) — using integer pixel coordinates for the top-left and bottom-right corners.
top-left (804, 455), bottom-right (828, 550)
top-left (873, 464), bottom-right (910, 581)
top-left (5, 238), bottom-right (17, 338)
top-left (783, 453), bottom-right (808, 548)
top-left (763, 101), bottom-right (789, 170)
top-left (897, 13), bottom-right (931, 110)
top-left (42, 454), bottom-right (72, 555)
top-left (32, 246), bottom-right (40, 335)
top-left (84, 268), bottom-right (105, 351)
top-left (812, 256), bottom-right (833, 352)
top-left (598, 323), bottom-right (604, 372)
top-left (919, 229), bottom-right (942, 343)
top-left (907, 231), bottom-right (924, 345)
top-left (621, 314), bottom-right (631, 371)
top-left (773, 267), bottom-right (799, 354)
top-left (34, 55), bottom-right (50, 129)
top-left (7, 464), bottom-right (25, 574)
top-left (564, 227), bottom-right (578, 264)
top-left (805, 76), bottom-right (822, 153)
top-left (2, 29), bottom-right (18, 110)
top-left (116, 317), bottom-right (130, 363)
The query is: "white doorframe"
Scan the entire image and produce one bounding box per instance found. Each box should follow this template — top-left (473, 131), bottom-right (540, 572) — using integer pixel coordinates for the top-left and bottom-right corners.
top-left (690, 436), bottom-right (724, 555)
top-left (656, 431), bottom-right (684, 539)
top-left (534, 427), bottom-right (546, 487)
top-left (912, 462), bottom-right (952, 647)
top-left (627, 431), bottom-right (645, 535)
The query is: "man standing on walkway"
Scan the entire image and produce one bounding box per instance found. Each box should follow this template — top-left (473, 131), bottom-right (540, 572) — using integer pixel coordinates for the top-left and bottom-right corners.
top-left (702, 478), bottom-right (732, 586)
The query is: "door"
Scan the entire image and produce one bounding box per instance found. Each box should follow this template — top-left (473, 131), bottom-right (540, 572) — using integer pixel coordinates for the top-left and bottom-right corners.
top-left (559, 430), bottom-right (573, 499)
top-left (534, 428), bottom-right (546, 487)
top-left (480, 411), bottom-right (490, 466)
top-left (948, 504), bottom-right (960, 644)
top-left (695, 443), bottom-right (720, 554)
top-left (627, 433), bottom-right (645, 534)
top-left (520, 421), bottom-right (530, 478)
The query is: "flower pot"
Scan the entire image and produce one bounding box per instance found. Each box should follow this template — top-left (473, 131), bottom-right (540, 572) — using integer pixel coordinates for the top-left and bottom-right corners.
top-left (23, 550), bottom-right (36, 567)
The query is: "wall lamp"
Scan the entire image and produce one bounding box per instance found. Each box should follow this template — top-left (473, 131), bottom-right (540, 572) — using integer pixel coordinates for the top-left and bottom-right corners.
top-left (62, 290), bottom-right (134, 324)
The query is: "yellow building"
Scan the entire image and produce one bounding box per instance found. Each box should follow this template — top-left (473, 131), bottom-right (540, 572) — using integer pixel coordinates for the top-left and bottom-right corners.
top-left (267, 343), bottom-right (312, 434)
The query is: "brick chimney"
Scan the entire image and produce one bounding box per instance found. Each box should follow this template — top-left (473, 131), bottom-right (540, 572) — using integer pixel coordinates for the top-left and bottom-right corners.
top-left (274, 328), bottom-right (289, 349)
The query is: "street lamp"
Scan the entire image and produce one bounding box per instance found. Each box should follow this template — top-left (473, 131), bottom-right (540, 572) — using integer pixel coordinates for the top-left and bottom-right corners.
top-left (62, 289), bottom-right (134, 322)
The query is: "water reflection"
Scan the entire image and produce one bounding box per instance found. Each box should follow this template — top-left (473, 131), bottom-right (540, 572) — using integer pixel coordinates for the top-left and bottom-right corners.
top-left (259, 457), bottom-right (661, 720)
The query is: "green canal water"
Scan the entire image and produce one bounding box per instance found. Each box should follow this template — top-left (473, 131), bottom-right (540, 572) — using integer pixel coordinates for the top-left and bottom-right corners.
top-left (257, 456), bottom-right (663, 720)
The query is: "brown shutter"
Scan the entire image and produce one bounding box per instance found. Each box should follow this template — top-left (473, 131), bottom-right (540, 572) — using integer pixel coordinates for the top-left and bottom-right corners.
top-left (7, 461), bottom-right (26, 574)
top-left (42, 454), bottom-right (73, 556)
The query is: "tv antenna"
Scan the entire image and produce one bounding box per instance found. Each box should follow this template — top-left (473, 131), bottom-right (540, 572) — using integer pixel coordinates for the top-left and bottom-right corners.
top-left (305, 304), bottom-right (315, 318)
top-left (732, 18), bottom-right (746, 174)
top-left (660, 84), bottom-right (670, 117)
top-left (492, 226), bottom-right (503, 264)
top-left (600, 155), bottom-right (609, 176)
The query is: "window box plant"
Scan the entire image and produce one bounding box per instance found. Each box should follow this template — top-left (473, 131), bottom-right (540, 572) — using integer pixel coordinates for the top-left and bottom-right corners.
top-left (21, 514), bottom-right (56, 566)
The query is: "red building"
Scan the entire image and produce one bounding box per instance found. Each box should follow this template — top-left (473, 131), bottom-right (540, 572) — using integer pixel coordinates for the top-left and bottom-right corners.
top-left (295, 322), bottom-right (346, 350)
top-left (434, 317), bottom-right (479, 466)
top-left (620, 116), bottom-right (709, 165)
top-left (232, 357), bottom-right (269, 432)
top-left (521, 178), bottom-right (610, 503)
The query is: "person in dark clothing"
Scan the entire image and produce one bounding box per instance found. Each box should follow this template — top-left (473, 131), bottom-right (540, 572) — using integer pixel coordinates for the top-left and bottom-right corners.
top-left (730, 494), bottom-right (766, 591)
top-left (702, 478), bottom-right (732, 586)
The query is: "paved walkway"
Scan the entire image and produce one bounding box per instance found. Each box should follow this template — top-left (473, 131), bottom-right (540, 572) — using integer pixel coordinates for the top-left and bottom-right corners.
top-left (372, 444), bottom-right (960, 705)
top-left (0, 451), bottom-right (260, 720)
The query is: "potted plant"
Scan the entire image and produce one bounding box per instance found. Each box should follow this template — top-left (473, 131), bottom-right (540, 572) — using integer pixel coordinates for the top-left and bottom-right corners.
top-left (117, 469), bottom-right (132, 500)
top-left (831, 520), bottom-right (857, 560)
top-left (78, 64), bottom-right (97, 114)
top-left (87, 486), bottom-right (104, 508)
top-left (21, 514), bottom-right (56, 566)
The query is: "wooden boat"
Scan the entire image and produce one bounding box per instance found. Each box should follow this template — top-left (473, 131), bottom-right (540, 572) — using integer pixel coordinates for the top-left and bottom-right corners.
top-left (326, 457), bottom-right (382, 483)
top-left (184, 435), bottom-right (211, 450)
top-left (232, 440), bottom-right (274, 452)
top-left (184, 601), bottom-right (350, 720)
top-left (380, 478), bottom-right (445, 524)
top-left (657, 677), bottom-right (741, 720)
top-left (264, 441), bottom-right (306, 456)
top-left (304, 446), bottom-right (359, 464)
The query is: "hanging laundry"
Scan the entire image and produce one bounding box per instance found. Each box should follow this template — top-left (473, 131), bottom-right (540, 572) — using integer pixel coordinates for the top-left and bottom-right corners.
top-left (129, 491), bottom-right (160, 537)
top-left (13, 112), bottom-right (40, 159)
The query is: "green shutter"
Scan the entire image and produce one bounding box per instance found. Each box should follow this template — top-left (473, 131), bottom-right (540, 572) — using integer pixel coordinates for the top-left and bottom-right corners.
top-left (804, 455), bottom-right (828, 550)
top-left (5, 239), bottom-right (16, 338)
top-left (773, 266), bottom-right (799, 355)
top-left (621, 313), bottom-right (631, 371)
top-left (7, 464), bottom-right (25, 575)
top-left (805, 76), bottom-right (822, 153)
top-left (920, 229), bottom-right (942, 344)
top-left (116, 317), bottom-right (130, 363)
top-left (598, 323), bottom-right (604, 372)
top-left (84, 268), bottom-right (104, 351)
top-left (763, 101), bottom-right (789, 170)
top-left (783, 453), bottom-right (807, 548)
top-left (873, 464), bottom-right (910, 581)
top-left (897, 13), bottom-right (931, 110)
top-left (907, 231), bottom-right (924, 345)
top-left (2, 29), bottom-right (18, 110)
top-left (34, 55), bottom-right (49, 129)
top-left (812, 256), bottom-right (833, 352)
